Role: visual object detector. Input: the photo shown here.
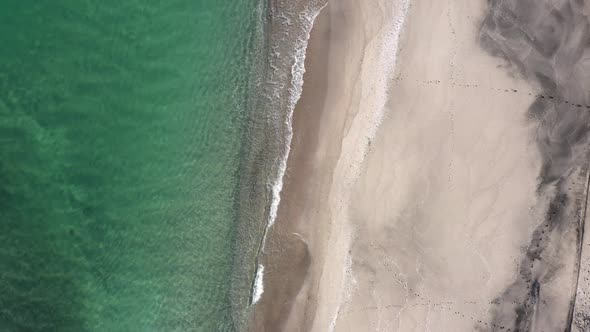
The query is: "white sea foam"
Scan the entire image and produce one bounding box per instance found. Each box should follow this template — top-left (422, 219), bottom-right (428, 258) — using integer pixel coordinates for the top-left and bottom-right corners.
top-left (251, 0), bottom-right (410, 311)
top-left (251, 264), bottom-right (265, 304)
top-left (251, 2), bottom-right (327, 306)
top-left (265, 3), bottom-right (327, 233)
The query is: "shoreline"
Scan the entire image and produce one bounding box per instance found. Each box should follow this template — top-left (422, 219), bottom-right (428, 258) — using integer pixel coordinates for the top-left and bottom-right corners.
top-left (246, 3), bottom-right (332, 329)
top-left (249, 0), bottom-right (327, 307)
top-left (230, 0), bottom-right (328, 327)
top-left (248, 0), bottom-right (410, 330)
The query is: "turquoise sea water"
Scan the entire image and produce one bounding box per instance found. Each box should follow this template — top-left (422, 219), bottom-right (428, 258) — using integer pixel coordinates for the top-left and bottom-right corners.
top-left (0, 1), bottom-right (264, 330)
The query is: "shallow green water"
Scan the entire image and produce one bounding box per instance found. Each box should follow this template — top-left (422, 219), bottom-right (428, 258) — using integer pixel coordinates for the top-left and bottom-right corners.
top-left (0, 1), bottom-right (262, 330)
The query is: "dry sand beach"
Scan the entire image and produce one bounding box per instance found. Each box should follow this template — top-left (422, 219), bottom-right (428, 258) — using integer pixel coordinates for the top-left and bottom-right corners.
top-left (249, 0), bottom-right (590, 331)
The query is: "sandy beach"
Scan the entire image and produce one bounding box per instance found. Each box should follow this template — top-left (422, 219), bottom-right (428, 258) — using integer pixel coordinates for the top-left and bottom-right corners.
top-left (250, 0), bottom-right (590, 331)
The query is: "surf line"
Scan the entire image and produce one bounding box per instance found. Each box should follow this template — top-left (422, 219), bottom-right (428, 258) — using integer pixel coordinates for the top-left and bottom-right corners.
top-left (249, 2), bottom-right (328, 306)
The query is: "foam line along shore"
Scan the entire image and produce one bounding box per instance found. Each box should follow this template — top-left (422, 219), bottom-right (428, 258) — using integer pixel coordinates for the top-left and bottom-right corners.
top-left (245, 0), bottom-right (412, 331)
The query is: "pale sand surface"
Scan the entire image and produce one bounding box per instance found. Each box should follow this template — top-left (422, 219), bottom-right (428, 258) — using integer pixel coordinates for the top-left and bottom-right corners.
top-left (251, 0), bottom-right (590, 331)
top-left (337, 0), bottom-right (542, 330)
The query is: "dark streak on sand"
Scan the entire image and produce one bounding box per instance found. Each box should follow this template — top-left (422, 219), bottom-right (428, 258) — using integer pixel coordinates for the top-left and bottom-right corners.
top-left (479, 0), bottom-right (590, 331)
top-left (480, 0), bottom-right (590, 332)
